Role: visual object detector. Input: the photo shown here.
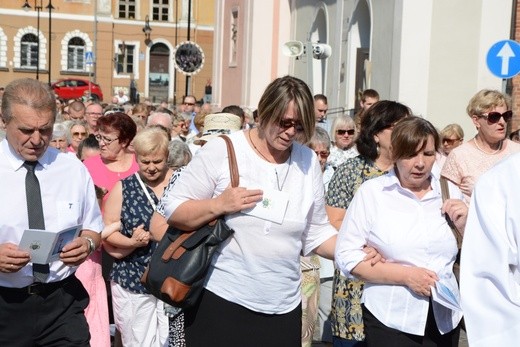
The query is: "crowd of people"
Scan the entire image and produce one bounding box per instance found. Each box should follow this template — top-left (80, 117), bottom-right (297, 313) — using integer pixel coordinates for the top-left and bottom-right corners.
top-left (0, 76), bottom-right (520, 347)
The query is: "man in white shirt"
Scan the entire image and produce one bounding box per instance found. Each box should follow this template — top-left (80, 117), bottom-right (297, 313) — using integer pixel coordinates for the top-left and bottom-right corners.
top-left (460, 151), bottom-right (520, 347)
top-left (0, 78), bottom-right (103, 346)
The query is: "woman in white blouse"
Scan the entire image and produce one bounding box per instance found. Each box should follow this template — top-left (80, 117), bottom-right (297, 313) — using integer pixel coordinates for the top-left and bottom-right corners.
top-left (154, 76), bottom-right (340, 346)
top-left (335, 117), bottom-right (467, 347)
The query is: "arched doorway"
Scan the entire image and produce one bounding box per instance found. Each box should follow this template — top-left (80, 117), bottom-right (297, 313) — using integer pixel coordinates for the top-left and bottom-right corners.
top-left (148, 42), bottom-right (170, 103)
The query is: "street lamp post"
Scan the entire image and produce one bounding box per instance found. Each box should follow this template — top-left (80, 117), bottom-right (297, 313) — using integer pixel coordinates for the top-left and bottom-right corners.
top-left (46, 1), bottom-right (54, 85)
top-left (22, 0), bottom-right (44, 81)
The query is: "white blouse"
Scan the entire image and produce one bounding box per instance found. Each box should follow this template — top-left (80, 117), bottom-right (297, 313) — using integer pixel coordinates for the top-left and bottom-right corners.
top-left (335, 168), bottom-right (462, 335)
top-left (160, 131), bottom-right (337, 314)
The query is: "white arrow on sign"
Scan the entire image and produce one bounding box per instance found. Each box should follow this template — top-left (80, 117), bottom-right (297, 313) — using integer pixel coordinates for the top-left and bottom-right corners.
top-left (497, 42), bottom-right (515, 75)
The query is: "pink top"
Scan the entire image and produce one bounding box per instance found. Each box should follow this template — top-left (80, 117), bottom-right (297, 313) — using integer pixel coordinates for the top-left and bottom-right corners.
top-left (441, 139), bottom-right (520, 203)
top-left (83, 154), bottom-right (139, 201)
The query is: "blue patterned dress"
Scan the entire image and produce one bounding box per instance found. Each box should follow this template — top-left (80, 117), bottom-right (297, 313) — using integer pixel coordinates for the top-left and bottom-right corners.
top-left (110, 173), bottom-right (158, 293)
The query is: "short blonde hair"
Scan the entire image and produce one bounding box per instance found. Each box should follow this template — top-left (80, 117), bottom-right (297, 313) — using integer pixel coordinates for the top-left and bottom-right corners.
top-left (131, 126), bottom-right (169, 157)
top-left (440, 123), bottom-right (464, 140)
top-left (466, 89), bottom-right (511, 117)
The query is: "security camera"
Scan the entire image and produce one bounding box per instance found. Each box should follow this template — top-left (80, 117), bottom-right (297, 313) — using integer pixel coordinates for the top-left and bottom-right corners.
top-left (312, 44), bottom-right (332, 60)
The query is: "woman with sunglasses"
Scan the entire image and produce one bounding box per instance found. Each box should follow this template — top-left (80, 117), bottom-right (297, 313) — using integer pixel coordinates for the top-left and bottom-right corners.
top-left (328, 115), bottom-right (359, 170)
top-left (326, 100), bottom-right (411, 347)
top-left (441, 89), bottom-right (520, 204)
top-left (150, 76), bottom-right (379, 346)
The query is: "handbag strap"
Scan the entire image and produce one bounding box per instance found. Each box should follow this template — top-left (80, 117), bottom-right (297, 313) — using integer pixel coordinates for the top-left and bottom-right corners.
top-left (134, 172), bottom-right (157, 210)
top-left (440, 177), bottom-right (463, 249)
top-left (219, 135), bottom-right (239, 188)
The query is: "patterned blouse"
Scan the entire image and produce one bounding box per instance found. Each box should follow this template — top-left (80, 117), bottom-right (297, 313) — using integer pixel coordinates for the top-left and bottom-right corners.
top-left (325, 156), bottom-right (387, 341)
top-left (110, 173), bottom-right (159, 294)
top-left (327, 145), bottom-right (359, 170)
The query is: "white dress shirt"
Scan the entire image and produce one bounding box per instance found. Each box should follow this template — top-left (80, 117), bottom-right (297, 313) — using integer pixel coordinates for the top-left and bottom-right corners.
top-left (335, 168), bottom-right (462, 335)
top-left (0, 140), bottom-right (103, 287)
top-left (160, 131), bottom-right (337, 314)
top-left (461, 151), bottom-right (520, 346)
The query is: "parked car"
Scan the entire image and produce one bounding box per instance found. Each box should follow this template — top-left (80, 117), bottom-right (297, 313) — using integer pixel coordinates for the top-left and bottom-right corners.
top-left (51, 78), bottom-right (104, 101)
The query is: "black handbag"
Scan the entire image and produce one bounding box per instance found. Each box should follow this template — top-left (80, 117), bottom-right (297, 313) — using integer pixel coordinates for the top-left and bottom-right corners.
top-left (141, 135), bottom-right (239, 308)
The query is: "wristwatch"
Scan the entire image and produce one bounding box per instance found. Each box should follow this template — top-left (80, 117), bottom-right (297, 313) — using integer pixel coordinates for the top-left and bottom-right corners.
top-left (82, 236), bottom-right (96, 255)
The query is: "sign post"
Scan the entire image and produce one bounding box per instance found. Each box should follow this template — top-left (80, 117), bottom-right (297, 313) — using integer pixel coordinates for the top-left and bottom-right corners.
top-left (486, 40), bottom-right (520, 79)
top-left (85, 51), bottom-right (94, 98)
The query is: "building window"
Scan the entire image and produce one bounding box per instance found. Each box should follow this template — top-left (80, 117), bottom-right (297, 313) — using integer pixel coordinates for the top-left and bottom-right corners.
top-left (152, 0), bottom-right (169, 21)
top-left (119, 0), bottom-right (136, 19)
top-left (117, 43), bottom-right (135, 74)
top-left (21, 33), bottom-right (38, 69)
top-left (67, 37), bottom-right (85, 71)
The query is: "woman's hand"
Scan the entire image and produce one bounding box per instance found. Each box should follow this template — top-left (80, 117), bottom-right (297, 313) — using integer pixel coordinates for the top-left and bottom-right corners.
top-left (362, 246), bottom-right (386, 265)
top-left (442, 199), bottom-right (468, 234)
top-left (403, 267), bottom-right (438, 297)
top-left (131, 224), bottom-right (150, 247)
top-left (215, 187), bottom-right (263, 215)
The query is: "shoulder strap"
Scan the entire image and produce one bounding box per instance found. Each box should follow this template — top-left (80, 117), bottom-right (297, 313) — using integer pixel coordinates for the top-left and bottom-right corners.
top-left (219, 135), bottom-right (239, 188)
top-left (440, 177), bottom-right (463, 249)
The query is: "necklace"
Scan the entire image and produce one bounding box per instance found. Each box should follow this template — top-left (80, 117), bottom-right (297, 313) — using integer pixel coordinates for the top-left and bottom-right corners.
top-left (275, 156), bottom-right (292, 191)
top-left (248, 129), bottom-right (274, 163)
top-left (248, 130), bottom-right (292, 191)
top-left (473, 136), bottom-right (502, 155)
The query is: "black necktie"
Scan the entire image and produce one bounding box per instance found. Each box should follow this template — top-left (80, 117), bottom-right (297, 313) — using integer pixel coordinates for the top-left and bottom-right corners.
top-left (23, 161), bottom-right (50, 282)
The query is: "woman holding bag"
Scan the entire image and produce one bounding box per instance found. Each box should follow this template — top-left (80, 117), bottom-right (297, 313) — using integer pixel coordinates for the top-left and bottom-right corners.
top-left (152, 76), bottom-right (355, 346)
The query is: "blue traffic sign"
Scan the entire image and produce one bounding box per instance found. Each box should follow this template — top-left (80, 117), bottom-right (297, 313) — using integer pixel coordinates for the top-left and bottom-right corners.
top-left (487, 40), bottom-right (520, 78)
top-left (85, 51), bottom-right (94, 65)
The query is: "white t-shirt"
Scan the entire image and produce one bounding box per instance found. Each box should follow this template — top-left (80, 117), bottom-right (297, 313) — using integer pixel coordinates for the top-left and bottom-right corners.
top-left (159, 131), bottom-right (337, 314)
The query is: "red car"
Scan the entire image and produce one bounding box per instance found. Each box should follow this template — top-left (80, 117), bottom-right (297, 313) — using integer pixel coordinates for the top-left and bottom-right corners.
top-left (52, 78), bottom-right (104, 101)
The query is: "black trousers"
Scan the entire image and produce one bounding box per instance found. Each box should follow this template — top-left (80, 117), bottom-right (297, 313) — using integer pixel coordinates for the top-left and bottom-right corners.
top-left (185, 289), bottom-right (302, 347)
top-left (0, 275), bottom-right (90, 347)
top-left (362, 302), bottom-right (460, 347)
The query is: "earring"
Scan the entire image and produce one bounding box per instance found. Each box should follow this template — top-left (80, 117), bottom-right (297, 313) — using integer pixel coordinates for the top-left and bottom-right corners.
top-left (376, 143), bottom-right (380, 156)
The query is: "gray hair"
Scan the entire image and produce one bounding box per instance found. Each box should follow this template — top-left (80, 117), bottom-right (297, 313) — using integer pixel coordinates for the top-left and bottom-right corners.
top-left (168, 139), bottom-right (192, 170)
top-left (310, 127), bottom-right (331, 150)
top-left (52, 122), bottom-right (69, 144)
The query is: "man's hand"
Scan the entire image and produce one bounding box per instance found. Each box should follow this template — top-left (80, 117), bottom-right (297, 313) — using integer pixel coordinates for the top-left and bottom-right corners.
top-left (0, 243), bottom-right (30, 273)
top-left (59, 237), bottom-right (92, 266)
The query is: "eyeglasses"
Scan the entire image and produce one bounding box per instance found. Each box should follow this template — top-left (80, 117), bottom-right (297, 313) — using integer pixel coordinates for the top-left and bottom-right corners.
top-left (337, 129), bottom-right (355, 136)
top-left (442, 138), bottom-right (461, 145)
top-left (72, 132), bottom-right (87, 137)
top-left (183, 102), bottom-right (195, 106)
top-left (278, 119), bottom-right (304, 132)
top-left (478, 110), bottom-right (513, 124)
top-left (314, 151), bottom-right (330, 158)
top-left (95, 134), bottom-right (119, 145)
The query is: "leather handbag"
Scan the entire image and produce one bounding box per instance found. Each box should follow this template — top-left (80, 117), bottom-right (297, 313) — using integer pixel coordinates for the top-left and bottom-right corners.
top-left (141, 135), bottom-right (239, 308)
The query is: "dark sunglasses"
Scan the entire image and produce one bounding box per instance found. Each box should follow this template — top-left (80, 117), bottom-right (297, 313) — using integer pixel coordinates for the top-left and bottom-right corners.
top-left (336, 129), bottom-right (355, 136)
top-left (442, 138), bottom-right (461, 145)
top-left (279, 119), bottom-right (304, 132)
top-left (314, 151), bottom-right (330, 158)
top-left (478, 110), bottom-right (513, 124)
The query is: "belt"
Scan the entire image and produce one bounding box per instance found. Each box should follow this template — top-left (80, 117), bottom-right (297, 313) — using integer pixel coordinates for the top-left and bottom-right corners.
top-left (0, 275), bottom-right (75, 296)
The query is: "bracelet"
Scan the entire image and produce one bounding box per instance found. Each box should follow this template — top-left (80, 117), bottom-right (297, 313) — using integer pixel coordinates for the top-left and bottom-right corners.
top-left (82, 236), bottom-right (96, 255)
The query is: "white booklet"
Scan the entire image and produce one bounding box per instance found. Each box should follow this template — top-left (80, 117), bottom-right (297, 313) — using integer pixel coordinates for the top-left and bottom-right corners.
top-left (19, 224), bottom-right (82, 264)
top-left (242, 188), bottom-right (289, 224)
top-left (430, 278), bottom-right (462, 311)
